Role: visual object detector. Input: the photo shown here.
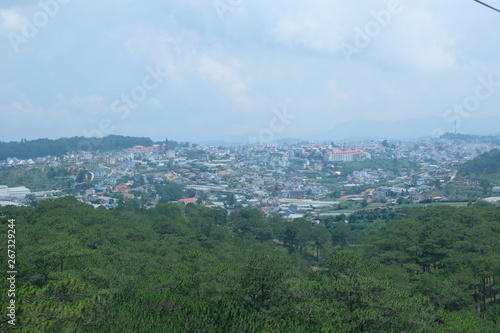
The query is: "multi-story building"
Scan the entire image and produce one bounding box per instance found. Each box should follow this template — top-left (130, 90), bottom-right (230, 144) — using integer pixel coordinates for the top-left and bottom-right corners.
top-left (324, 149), bottom-right (369, 162)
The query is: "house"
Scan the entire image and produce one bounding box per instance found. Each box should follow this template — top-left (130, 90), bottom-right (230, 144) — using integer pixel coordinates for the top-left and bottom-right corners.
top-left (178, 198), bottom-right (198, 204)
top-left (482, 197), bottom-right (500, 204)
top-left (133, 145), bottom-right (147, 153)
top-left (287, 190), bottom-right (305, 199)
top-left (95, 168), bottom-right (108, 178)
top-left (114, 184), bottom-right (129, 193)
top-left (166, 150), bottom-right (176, 158)
top-left (82, 153), bottom-right (93, 160)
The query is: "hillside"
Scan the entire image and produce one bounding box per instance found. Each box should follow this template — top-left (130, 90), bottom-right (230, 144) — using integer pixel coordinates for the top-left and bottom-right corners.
top-left (458, 149), bottom-right (500, 184)
top-left (0, 135), bottom-right (154, 160)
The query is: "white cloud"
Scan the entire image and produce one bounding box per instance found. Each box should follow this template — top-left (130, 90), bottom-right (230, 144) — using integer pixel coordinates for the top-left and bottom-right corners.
top-left (0, 9), bottom-right (25, 33)
top-left (395, 6), bottom-right (457, 71)
top-left (328, 81), bottom-right (349, 101)
top-left (270, 2), bottom-right (346, 54)
top-left (146, 97), bottom-right (162, 109)
top-left (0, 0), bottom-right (498, 142)
top-left (0, 100), bottom-right (46, 128)
top-left (198, 55), bottom-right (248, 104)
top-left (69, 95), bottom-right (106, 111)
top-left (0, 9), bottom-right (27, 60)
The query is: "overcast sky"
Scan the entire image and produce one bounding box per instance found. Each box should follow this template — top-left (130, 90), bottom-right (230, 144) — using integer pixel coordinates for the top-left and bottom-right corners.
top-left (1, 0), bottom-right (499, 143)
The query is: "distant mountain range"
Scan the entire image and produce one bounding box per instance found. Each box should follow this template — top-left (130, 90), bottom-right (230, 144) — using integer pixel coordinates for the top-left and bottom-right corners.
top-left (198, 116), bottom-right (500, 146)
top-left (197, 138), bottom-right (311, 147)
top-left (309, 115), bottom-right (500, 141)
top-left (195, 140), bottom-right (242, 147)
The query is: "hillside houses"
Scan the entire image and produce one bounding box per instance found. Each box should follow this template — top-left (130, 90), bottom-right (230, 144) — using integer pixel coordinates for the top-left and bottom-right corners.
top-left (2, 135), bottom-right (500, 209)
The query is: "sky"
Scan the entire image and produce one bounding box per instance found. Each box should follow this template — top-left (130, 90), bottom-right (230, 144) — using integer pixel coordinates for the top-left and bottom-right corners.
top-left (0, 0), bottom-right (499, 143)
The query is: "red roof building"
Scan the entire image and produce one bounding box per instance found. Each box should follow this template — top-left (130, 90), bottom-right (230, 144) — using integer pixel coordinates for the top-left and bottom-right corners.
top-left (178, 198), bottom-right (198, 204)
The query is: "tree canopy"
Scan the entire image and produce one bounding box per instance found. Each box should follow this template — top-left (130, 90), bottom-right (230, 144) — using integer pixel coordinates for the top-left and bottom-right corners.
top-left (0, 135), bottom-right (154, 159)
top-left (1, 199), bottom-right (499, 332)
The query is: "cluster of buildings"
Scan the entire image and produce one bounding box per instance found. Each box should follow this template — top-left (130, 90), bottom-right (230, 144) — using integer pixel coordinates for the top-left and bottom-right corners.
top-left (0, 185), bottom-right (32, 206)
top-left (1, 135), bottom-right (499, 214)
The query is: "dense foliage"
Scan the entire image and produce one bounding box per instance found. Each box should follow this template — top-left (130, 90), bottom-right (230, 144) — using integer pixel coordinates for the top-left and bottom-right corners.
top-left (0, 167), bottom-right (68, 191)
top-left (0, 135), bottom-right (154, 159)
top-left (1, 199), bottom-right (499, 332)
top-left (459, 149), bottom-right (500, 183)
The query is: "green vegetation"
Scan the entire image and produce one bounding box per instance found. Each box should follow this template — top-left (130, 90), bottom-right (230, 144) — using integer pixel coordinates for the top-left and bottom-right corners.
top-left (0, 165), bottom-right (102, 192)
top-left (1, 199), bottom-right (499, 332)
top-left (459, 149), bottom-right (500, 184)
top-left (0, 167), bottom-right (69, 191)
top-left (155, 182), bottom-right (186, 201)
top-left (340, 158), bottom-right (416, 175)
top-left (0, 135), bottom-right (154, 159)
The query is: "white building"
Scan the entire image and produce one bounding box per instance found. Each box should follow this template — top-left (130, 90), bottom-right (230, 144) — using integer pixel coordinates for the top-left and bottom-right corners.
top-left (0, 201), bottom-right (22, 207)
top-left (324, 149), bottom-right (370, 162)
top-left (0, 185), bottom-right (31, 200)
top-left (166, 150), bottom-right (176, 158)
top-left (0, 186), bottom-right (8, 199)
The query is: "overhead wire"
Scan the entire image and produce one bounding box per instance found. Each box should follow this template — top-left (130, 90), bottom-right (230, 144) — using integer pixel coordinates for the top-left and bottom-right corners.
top-left (473, 0), bottom-right (500, 13)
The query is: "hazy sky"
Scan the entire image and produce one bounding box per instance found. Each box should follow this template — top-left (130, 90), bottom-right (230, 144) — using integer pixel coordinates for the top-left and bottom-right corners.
top-left (1, 0), bottom-right (499, 143)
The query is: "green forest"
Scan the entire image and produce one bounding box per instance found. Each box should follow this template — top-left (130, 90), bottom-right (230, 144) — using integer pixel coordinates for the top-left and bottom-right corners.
top-left (1, 199), bottom-right (499, 332)
top-left (459, 149), bottom-right (500, 184)
top-left (0, 135), bottom-right (154, 160)
top-left (0, 166), bottom-right (71, 191)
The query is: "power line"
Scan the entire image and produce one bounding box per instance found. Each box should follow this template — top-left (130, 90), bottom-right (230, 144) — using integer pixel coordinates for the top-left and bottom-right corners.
top-left (474, 0), bottom-right (500, 13)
